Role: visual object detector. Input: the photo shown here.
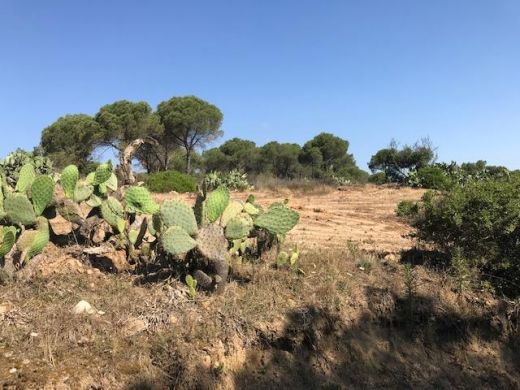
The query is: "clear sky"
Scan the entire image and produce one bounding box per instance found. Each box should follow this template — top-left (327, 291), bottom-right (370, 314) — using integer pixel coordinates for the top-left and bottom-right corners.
top-left (1, 0), bottom-right (520, 169)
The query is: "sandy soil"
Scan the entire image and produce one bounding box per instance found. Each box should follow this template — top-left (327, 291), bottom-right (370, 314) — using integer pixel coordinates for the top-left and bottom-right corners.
top-left (156, 184), bottom-right (425, 253)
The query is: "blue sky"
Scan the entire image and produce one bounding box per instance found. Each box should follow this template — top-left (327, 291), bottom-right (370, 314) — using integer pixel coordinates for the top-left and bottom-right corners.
top-left (1, 0), bottom-right (520, 169)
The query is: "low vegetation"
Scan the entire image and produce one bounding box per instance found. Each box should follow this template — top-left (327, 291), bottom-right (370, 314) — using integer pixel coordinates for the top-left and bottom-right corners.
top-left (143, 170), bottom-right (197, 193)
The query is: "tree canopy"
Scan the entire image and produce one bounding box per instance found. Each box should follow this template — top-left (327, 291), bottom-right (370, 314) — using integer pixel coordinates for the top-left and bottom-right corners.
top-left (40, 114), bottom-right (101, 170)
top-left (157, 96), bottom-right (223, 173)
top-left (368, 139), bottom-right (435, 183)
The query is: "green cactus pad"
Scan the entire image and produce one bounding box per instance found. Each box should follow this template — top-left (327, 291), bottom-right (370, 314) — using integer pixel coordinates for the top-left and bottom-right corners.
top-left (193, 193), bottom-right (207, 227)
top-left (220, 200), bottom-right (244, 227)
top-left (0, 226), bottom-right (17, 257)
top-left (57, 199), bottom-right (84, 224)
top-left (225, 213), bottom-right (253, 240)
top-left (4, 193), bottom-right (36, 226)
top-left (31, 175), bottom-right (55, 216)
top-left (15, 164), bottom-right (36, 193)
top-left (93, 161), bottom-right (113, 185)
top-left (196, 224), bottom-right (227, 261)
top-left (254, 204), bottom-right (300, 235)
top-left (161, 226), bottom-right (197, 255)
top-left (101, 197), bottom-right (126, 232)
top-left (74, 182), bottom-right (94, 203)
top-left (148, 213), bottom-right (163, 236)
top-left (160, 200), bottom-right (198, 235)
top-left (17, 217), bottom-right (49, 262)
top-left (205, 186), bottom-right (230, 223)
top-left (61, 165), bottom-right (79, 199)
top-left (243, 202), bottom-right (260, 216)
top-left (125, 186), bottom-right (159, 214)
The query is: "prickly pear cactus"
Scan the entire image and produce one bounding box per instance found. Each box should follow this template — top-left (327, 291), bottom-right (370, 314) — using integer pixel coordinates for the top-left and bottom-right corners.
top-left (193, 192), bottom-right (207, 227)
top-left (73, 182), bottom-right (94, 203)
top-left (61, 165), bottom-right (79, 199)
top-left (93, 161), bottom-right (113, 185)
top-left (31, 175), bottom-right (55, 216)
top-left (4, 193), bottom-right (36, 226)
top-left (16, 216), bottom-right (49, 262)
top-left (243, 202), bottom-right (260, 216)
top-left (0, 226), bottom-right (17, 257)
top-left (196, 224), bottom-right (228, 261)
top-left (101, 197), bottom-right (126, 233)
top-left (225, 213), bottom-right (253, 240)
top-left (205, 186), bottom-right (230, 223)
top-left (98, 173), bottom-right (118, 195)
top-left (220, 200), bottom-right (244, 227)
top-left (15, 163), bottom-right (36, 193)
top-left (57, 198), bottom-right (84, 224)
top-left (160, 200), bottom-right (198, 235)
top-left (161, 226), bottom-right (197, 255)
top-left (254, 204), bottom-right (300, 235)
top-left (125, 186), bottom-right (159, 214)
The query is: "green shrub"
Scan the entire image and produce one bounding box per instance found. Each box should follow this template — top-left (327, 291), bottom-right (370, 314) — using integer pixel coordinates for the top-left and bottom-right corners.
top-left (412, 180), bottom-right (520, 297)
top-left (414, 166), bottom-right (453, 190)
top-left (202, 169), bottom-right (251, 191)
top-left (144, 170), bottom-right (197, 193)
top-left (396, 200), bottom-right (418, 218)
top-left (368, 172), bottom-right (387, 185)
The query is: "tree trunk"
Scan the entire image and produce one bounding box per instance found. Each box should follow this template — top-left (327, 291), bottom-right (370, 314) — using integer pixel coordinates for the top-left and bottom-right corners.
top-left (186, 150), bottom-right (192, 174)
top-left (119, 138), bottom-right (158, 185)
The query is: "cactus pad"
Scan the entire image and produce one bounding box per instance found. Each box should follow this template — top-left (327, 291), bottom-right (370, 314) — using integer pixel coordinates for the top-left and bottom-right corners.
top-left (254, 204), bottom-right (300, 235)
top-left (74, 182), bottom-right (94, 203)
top-left (161, 226), bottom-right (197, 255)
top-left (196, 224), bottom-right (228, 261)
top-left (16, 217), bottom-right (49, 262)
top-left (0, 226), bottom-right (17, 257)
top-left (205, 186), bottom-right (230, 222)
top-left (57, 198), bottom-right (84, 224)
top-left (125, 186), bottom-right (159, 214)
top-left (15, 164), bottom-right (36, 193)
top-left (225, 213), bottom-right (253, 240)
top-left (4, 193), bottom-right (36, 226)
top-left (220, 200), bottom-right (244, 227)
top-left (31, 175), bottom-right (55, 216)
top-left (160, 200), bottom-right (198, 235)
top-left (93, 161), bottom-right (113, 185)
top-left (243, 202), bottom-right (260, 216)
top-left (101, 197), bottom-right (126, 233)
top-left (99, 173), bottom-right (118, 195)
top-left (61, 165), bottom-right (79, 199)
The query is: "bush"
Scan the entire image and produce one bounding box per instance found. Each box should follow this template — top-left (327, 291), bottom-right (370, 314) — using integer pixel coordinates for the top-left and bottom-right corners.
top-left (368, 172), bottom-right (387, 185)
top-left (396, 200), bottom-right (418, 218)
top-left (414, 166), bottom-right (453, 190)
top-left (144, 170), bottom-right (197, 193)
top-left (412, 180), bottom-right (520, 297)
top-left (202, 169), bottom-right (251, 191)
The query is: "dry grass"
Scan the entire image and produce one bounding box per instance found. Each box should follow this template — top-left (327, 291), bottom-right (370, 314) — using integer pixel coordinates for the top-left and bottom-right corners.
top-left (1, 245), bottom-right (519, 389)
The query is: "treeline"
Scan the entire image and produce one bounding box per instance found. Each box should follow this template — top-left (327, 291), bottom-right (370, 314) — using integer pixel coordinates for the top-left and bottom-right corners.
top-left (37, 95), bottom-right (368, 182)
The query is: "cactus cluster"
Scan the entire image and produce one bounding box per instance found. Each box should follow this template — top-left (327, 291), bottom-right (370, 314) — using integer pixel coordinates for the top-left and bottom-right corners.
top-left (0, 159), bottom-right (300, 294)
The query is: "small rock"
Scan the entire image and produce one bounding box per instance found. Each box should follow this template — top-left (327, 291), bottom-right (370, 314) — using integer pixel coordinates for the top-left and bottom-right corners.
top-left (0, 303), bottom-right (14, 314)
top-left (22, 359), bottom-right (30, 365)
top-left (384, 253), bottom-right (398, 262)
top-left (9, 368), bottom-right (17, 374)
top-left (4, 352), bottom-right (13, 358)
top-left (30, 332), bottom-right (39, 337)
top-left (122, 317), bottom-right (148, 337)
top-left (72, 300), bottom-right (96, 315)
top-left (97, 311), bottom-right (105, 315)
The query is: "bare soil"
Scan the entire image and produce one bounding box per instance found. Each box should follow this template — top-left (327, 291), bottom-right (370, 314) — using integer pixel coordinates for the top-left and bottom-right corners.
top-left (1, 185), bottom-right (518, 389)
top-left (157, 184), bottom-right (425, 253)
